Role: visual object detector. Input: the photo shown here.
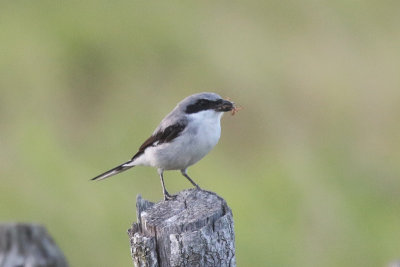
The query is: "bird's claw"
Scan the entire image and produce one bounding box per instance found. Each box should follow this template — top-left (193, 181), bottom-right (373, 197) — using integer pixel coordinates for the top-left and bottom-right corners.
top-left (164, 192), bottom-right (177, 201)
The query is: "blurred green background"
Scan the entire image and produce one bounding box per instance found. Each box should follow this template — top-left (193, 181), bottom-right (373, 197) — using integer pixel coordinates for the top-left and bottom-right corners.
top-left (1, 1), bottom-right (400, 266)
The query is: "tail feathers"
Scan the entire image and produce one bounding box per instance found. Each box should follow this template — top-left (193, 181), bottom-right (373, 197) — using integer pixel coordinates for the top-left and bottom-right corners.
top-left (91, 160), bottom-right (135, 181)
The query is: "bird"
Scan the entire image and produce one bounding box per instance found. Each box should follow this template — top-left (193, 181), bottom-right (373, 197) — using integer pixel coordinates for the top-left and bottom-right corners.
top-left (91, 92), bottom-right (235, 200)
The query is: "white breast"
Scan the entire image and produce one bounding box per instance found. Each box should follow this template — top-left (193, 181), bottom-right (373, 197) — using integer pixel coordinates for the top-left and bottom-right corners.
top-left (186, 110), bottom-right (222, 158)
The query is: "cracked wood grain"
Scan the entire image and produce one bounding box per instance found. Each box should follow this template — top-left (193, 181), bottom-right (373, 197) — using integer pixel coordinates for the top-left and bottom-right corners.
top-left (127, 189), bottom-right (236, 267)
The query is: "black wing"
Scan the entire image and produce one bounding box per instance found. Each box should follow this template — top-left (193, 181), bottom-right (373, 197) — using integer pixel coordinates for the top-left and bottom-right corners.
top-left (131, 122), bottom-right (187, 160)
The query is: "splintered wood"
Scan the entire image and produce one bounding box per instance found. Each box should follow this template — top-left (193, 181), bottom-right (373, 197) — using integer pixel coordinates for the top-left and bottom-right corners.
top-left (128, 189), bottom-right (236, 267)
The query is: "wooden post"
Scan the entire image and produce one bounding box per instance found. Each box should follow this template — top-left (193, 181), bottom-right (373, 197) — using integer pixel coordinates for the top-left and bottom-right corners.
top-left (127, 189), bottom-right (236, 267)
top-left (0, 223), bottom-right (68, 267)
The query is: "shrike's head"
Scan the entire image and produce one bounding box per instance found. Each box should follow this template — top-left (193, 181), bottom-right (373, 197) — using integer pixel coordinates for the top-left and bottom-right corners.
top-left (179, 92), bottom-right (235, 115)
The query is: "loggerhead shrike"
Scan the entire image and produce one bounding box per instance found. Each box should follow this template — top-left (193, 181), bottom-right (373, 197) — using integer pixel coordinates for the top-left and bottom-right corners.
top-left (92, 92), bottom-right (235, 200)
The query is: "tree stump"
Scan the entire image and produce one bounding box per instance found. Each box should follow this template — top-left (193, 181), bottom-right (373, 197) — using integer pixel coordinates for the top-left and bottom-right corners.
top-left (0, 223), bottom-right (68, 267)
top-left (127, 189), bottom-right (236, 267)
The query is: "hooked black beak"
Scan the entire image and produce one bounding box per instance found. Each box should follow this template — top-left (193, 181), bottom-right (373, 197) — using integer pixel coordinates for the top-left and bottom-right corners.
top-left (215, 99), bottom-right (234, 112)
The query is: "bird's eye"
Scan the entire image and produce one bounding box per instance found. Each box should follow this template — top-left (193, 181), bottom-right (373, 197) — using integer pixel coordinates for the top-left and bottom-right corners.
top-left (198, 99), bottom-right (209, 106)
top-left (185, 98), bottom-right (214, 113)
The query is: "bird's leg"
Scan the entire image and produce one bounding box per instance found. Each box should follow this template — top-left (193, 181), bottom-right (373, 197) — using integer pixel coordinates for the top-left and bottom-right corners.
top-left (158, 169), bottom-right (176, 201)
top-left (181, 169), bottom-right (201, 190)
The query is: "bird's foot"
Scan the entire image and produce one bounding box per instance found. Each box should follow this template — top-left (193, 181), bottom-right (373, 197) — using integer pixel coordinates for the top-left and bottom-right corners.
top-left (163, 191), bottom-right (177, 201)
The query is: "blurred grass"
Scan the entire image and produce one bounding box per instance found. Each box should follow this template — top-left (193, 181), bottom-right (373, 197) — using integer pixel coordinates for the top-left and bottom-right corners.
top-left (1, 1), bottom-right (400, 266)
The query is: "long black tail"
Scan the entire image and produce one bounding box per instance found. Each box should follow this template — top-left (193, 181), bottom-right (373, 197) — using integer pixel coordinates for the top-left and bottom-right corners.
top-left (91, 160), bottom-right (135, 181)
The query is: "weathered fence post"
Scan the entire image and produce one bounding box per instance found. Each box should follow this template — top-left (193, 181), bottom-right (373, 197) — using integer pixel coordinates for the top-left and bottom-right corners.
top-left (127, 189), bottom-right (236, 267)
top-left (0, 223), bottom-right (68, 267)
